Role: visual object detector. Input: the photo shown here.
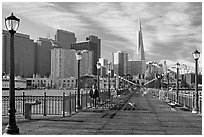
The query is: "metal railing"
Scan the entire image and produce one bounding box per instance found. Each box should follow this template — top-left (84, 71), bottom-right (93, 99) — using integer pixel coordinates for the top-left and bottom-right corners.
top-left (2, 91), bottom-right (93, 116)
top-left (166, 89), bottom-right (202, 114)
top-left (2, 89), bottom-right (116, 117)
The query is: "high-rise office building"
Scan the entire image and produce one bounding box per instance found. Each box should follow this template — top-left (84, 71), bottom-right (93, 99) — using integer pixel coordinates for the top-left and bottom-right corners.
top-left (51, 48), bottom-right (93, 83)
top-left (2, 30), bottom-right (35, 77)
top-left (35, 37), bottom-right (55, 77)
top-left (112, 51), bottom-right (128, 76)
top-left (55, 29), bottom-right (76, 49)
top-left (71, 35), bottom-right (101, 75)
top-left (51, 48), bottom-right (76, 82)
top-left (78, 50), bottom-right (93, 76)
top-left (98, 58), bottom-right (109, 77)
top-left (134, 19), bottom-right (145, 61)
top-left (128, 60), bottom-right (146, 76)
top-left (86, 35), bottom-right (101, 59)
top-left (131, 19), bottom-right (146, 76)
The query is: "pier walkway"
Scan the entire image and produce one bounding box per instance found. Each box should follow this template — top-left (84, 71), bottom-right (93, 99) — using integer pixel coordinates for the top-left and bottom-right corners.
top-left (2, 89), bottom-right (202, 135)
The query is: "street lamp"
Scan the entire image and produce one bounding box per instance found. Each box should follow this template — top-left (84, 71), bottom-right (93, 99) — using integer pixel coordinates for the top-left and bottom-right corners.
top-left (118, 75), bottom-right (121, 89)
top-left (96, 61), bottom-right (101, 93)
top-left (75, 51), bottom-right (82, 109)
top-left (192, 49), bottom-right (200, 113)
top-left (156, 73), bottom-right (161, 89)
top-left (107, 62), bottom-right (111, 98)
top-left (4, 13), bottom-right (20, 134)
top-left (161, 73), bottom-right (164, 90)
top-left (114, 73), bottom-right (117, 90)
top-left (167, 70), bottom-right (170, 91)
top-left (176, 62), bottom-right (180, 105)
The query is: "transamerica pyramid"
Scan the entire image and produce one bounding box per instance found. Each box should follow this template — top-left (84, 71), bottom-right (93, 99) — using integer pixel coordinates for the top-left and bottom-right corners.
top-left (134, 19), bottom-right (145, 61)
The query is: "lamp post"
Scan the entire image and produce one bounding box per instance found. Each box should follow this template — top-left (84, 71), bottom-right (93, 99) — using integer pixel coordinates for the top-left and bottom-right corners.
top-left (4, 13), bottom-right (20, 134)
top-left (75, 51), bottom-right (82, 109)
top-left (156, 73), bottom-right (161, 89)
top-left (114, 73), bottom-right (117, 90)
top-left (118, 76), bottom-right (121, 89)
top-left (167, 71), bottom-right (170, 91)
top-left (96, 62), bottom-right (101, 93)
top-left (161, 73), bottom-right (164, 89)
top-left (176, 62), bottom-right (180, 105)
top-left (107, 62), bottom-right (111, 99)
top-left (192, 49), bottom-right (200, 113)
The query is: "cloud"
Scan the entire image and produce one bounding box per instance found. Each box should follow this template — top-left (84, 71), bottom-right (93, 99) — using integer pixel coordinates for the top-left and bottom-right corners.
top-left (2, 2), bottom-right (202, 68)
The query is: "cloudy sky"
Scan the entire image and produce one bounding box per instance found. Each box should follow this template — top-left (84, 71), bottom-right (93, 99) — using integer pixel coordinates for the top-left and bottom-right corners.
top-left (2, 2), bottom-right (202, 69)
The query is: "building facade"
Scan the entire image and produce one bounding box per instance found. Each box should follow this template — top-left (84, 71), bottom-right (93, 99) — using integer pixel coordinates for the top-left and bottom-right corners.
top-left (128, 60), bottom-right (146, 76)
top-left (2, 30), bottom-right (36, 77)
top-left (57, 77), bottom-right (77, 89)
top-left (98, 58), bottom-right (109, 77)
top-left (55, 29), bottom-right (76, 49)
top-left (35, 37), bottom-right (55, 77)
top-left (112, 51), bottom-right (128, 76)
top-left (51, 48), bottom-right (77, 82)
top-left (71, 35), bottom-right (101, 75)
top-left (51, 48), bottom-right (93, 84)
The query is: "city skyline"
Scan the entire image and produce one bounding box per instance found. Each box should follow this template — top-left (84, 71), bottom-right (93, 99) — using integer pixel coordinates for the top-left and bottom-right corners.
top-left (2, 2), bottom-right (202, 69)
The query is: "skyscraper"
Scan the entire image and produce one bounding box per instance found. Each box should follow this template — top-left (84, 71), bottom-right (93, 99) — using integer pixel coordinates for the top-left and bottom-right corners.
top-left (71, 35), bottom-right (101, 75)
top-left (2, 30), bottom-right (35, 77)
top-left (55, 29), bottom-right (76, 49)
top-left (130, 19), bottom-right (146, 77)
top-left (51, 48), bottom-right (93, 83)
top-left (134, 19), bottom-right (145, 61)
top-left (50, 48), bottom-right (77, 83)
top-left (112, 51), bottom-right (128, 76)
top-left (35, 37), bottom-right (54, 77)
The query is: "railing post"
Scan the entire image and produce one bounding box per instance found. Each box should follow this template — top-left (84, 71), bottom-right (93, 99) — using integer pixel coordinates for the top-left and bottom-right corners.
top-left (69, 92), bottom-right (72, 115)
top-left (192, 92), bottom-right (195, 111)
top-left (22, 92), bottom-right (25, 115)
top-left (81, 90), bottom-right (83, 109)
top-left (188, 93), bottom-right (191, 109)
top-left (199, 92), bottom-right (202, 114)
top-left (62, 92), bottom-right (65, 117)
top-left (85, 91), bottom-right (88, 108)
top-left (102, 90), bottom-right (103, 102)
top-left (43, 92), bottom-right (47, 116)
top-left (181, 92), bottom-right (183, 106)
top-left (75, 92), bottom-right (77, 112)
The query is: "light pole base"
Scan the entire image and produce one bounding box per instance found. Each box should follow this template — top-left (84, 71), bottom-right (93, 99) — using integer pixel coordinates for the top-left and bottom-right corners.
top-left (192, 108), bottom-right (198, 114)
top-left (4, 125), bottom-right (20, 135)
top-left (76, 106), bottom-right (82, 111)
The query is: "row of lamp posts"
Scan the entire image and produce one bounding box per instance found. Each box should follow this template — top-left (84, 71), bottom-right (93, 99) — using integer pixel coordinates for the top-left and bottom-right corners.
top-left (4, 12), bottom-right (201, 134)
top-left (166, 50), bottom-right (200, 113)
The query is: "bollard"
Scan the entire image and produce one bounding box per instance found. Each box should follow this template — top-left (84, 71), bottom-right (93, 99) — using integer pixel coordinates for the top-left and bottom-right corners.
top-left (62, 92), bottom-right (65, 117)
top-left (43, 92), bottom-right (47, 116)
